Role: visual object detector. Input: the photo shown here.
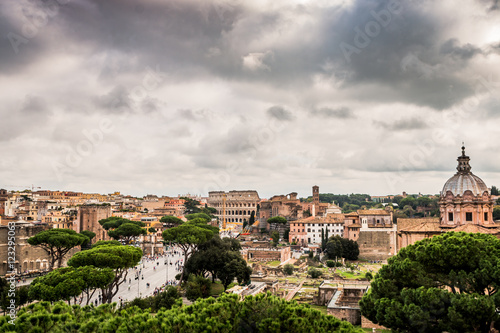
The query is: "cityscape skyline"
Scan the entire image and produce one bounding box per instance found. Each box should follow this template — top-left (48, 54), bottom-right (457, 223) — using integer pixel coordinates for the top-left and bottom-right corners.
top-left (2, 0), bottom-right (500, 198)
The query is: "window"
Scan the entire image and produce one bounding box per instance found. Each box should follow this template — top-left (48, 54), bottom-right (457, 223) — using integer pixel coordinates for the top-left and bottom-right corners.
top-left (485, 212), bottom-right (488, 221)
top-left (307, 228), bottom-right (311, 232)
top-left (466, 212), bottom-right (473, 221)
top-left (448, 212), bottom-right (453, 221)
top-left (308, 238), bottom-right (311, 243)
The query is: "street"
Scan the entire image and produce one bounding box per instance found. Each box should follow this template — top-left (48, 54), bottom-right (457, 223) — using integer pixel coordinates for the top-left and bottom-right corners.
top-left (17, 248), bottom-right (185, 306)
top-left (87, 249), bottom-right (184, 305)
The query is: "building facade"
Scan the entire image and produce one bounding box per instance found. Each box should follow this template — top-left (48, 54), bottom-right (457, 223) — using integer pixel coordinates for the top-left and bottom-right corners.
top-left (208, 190), bottom-right (260, 231)
top-left (258, 192), bottom-right (303, 229)
top-left (289, 214), bottom-right (345, 246)
top-left (397, 146), bottom-right (500, 250)
top-left (355, 209), bottom-right (397, 260)
top-left (0, 221), bottom-right (51, 276)
top-left (439, 146), bottom-right (494, 226)
top-left (75, 205), bottom-right (112, 242)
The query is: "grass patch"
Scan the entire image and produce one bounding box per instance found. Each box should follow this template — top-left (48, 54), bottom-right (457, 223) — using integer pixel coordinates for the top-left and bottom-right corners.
top-left (267, 260), bottom-right (281, 267)
top-left (336, 269), bottom-right (366, 280)
top-left (210, 282), bottom-right (225, 296)
top-left (277, 277), bottom-right (300, 284)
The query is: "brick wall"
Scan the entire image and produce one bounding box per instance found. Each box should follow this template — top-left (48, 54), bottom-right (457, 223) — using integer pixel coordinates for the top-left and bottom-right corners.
top-left (328, 308), bottom-right (361, 325)
top-left (357, 230), bottom-right (396, 260)
top-left (0, 223), bottom-right (54, 276)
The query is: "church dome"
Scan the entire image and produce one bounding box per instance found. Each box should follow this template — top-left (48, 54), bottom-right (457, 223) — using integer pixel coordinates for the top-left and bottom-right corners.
top-left (441, 146), bottom-right (489, 197)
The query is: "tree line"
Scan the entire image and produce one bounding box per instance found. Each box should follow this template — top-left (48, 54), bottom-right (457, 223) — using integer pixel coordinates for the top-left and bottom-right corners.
top-left (0, 292), bottom-right (362, 332)
top-left (360, 232), bottom-right (500, 332)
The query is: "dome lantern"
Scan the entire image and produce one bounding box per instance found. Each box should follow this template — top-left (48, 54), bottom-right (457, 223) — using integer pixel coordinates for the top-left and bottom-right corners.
top-left (441, 146), bottom-right (488, 197)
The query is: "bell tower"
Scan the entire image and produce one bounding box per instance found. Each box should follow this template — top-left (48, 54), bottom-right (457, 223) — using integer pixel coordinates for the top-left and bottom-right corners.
top-left (312, 185), bottom-right (319, 217)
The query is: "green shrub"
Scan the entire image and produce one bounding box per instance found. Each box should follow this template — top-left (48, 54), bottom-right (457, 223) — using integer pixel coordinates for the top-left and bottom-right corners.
top-left (123, 286), bottom-right (181, 312)
top-left (283, 264), bottom-right (294, 275)
top-left (308, 268), bottom-right (322, 279)
top-left (185, 274), bottom-right (212, 301)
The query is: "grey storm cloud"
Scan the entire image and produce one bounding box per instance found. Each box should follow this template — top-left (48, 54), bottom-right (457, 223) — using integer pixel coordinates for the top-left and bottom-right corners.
top-left (1, 0), bottom-right (500, 197)
top-left (440, 39), bottom-right (483, 60)
top-left (266, 106), bottom-right (294, 121)
top-left (374, 117), bottom-right (428, 131)
top-left (329, 0), bottom-right (488, 109)
top-left (312, 107), bottom-right (355, 119)
top-left (139, 96), bottom-right (162, 114)
top-left (1, 0), bottom-right (495, 110)
top-left (93, 86), bottom-right (132, 113)
top-left (178, 109), bottom-right (197, 120)
top-left (21, 95), bottom-right (48, 114)
top-left (0, 95), bottom-right (51, 141)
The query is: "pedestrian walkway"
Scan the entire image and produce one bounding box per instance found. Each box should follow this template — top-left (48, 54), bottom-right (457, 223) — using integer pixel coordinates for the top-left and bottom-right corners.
top-left (285, 279), bottom-right (305, 301)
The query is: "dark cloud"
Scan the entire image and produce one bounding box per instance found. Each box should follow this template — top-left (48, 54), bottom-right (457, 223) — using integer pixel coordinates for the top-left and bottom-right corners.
top-left (21, 95), bottom-right (48, 114)
top-left (481, 0), bottom-right (500, 11)
top-left (93, 86), bottom-right (132, 113)
top-left (440, 39), bottom-right (483, 60)
top-left (139, 97), bottom-right (162, 113)
top-left (374, 117), bottom-right (428, 131)
top-left (2, 0), bottom-right (493, 111)
top-left (0, 95), bottom-right (52, 141)
top-left (0, 1), bottom-right (51, 74)
top-left (178, 109), bottom-right (196, 120)
top-left (1, 0), bottom-right (500, 196)
top-left (266, 106), bottom-right (294, 121)
top-left (329, 0), bottom-right (487, 109)
top-left (312, 107), bottom-right (355, 119)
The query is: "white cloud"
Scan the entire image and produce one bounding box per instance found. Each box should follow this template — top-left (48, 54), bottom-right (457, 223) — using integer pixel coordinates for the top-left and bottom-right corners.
top-left (242, 51), bottom-right (274, 71)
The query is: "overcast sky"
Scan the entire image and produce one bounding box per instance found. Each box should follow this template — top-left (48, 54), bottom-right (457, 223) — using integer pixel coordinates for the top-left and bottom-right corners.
top-left (1, 0), bottom-right (500, 199)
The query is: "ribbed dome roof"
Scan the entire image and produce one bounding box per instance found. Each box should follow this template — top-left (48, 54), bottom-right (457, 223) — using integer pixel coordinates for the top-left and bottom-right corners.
top-left (441, 146), bottom-right (489, 196)
top-left (442, 173), bottom-right (488, 196)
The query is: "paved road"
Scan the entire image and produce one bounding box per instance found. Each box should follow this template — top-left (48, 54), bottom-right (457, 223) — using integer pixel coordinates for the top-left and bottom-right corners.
top-left (85, 250), bottom-right (185, 305)
top-left (15, 249), bottom-right (185, 306)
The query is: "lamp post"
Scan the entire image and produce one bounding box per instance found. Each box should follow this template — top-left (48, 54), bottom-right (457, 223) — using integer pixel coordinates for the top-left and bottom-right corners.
top-left (165, 241), bottom-right (171, 285)
top-left (165, 259), bottom-right (169, 285)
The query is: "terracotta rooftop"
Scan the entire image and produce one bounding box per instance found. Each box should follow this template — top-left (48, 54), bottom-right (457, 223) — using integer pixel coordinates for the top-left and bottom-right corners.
top-left (398, 218), bottom-right (441, 233)
top-left (452, 224), bottom-right (500, 234)
top-left (357, 209), bottom-right (390, 216)
top-left (294, 216), bottom-right (319, 223)
top-left (397, 218), bottom-right (439, 231)
top-left (344, 212), bottom-right (359, 217)
top-left (292, 214), bottom-right (344, 224)
top-left (324, 214), bottom-right (345, 222)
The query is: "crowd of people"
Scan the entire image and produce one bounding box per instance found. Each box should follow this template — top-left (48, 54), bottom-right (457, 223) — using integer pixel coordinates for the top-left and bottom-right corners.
top-left (84, 247), bottom-right (186, 306)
